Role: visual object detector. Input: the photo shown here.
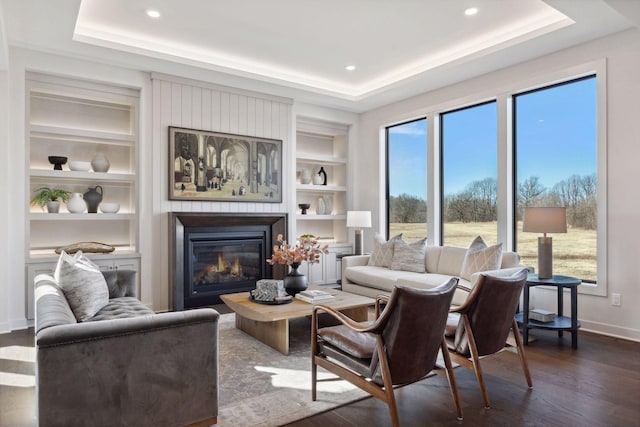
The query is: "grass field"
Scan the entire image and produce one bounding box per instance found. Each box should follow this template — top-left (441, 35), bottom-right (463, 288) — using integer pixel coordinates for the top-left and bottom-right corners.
top-left (390, 221), bottom-right (597, 281)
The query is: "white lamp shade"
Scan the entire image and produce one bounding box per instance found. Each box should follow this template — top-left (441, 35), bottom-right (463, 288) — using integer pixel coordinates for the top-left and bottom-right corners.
top-left (346, 211), bottom-right (371, 228)
top-left (523, 207), bottom-right (567, 234)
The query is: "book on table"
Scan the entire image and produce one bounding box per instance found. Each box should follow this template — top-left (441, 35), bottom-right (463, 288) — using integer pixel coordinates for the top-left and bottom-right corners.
top-left (295, 289), bottom-right (335, 303)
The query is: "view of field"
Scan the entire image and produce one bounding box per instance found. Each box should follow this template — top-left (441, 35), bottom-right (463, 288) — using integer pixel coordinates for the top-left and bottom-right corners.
top-left (389, 222), bottom-right (596, 281)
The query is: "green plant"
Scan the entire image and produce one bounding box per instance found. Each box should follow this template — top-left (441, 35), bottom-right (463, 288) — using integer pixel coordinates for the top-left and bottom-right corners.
top-left (31, 187), bottom-right (72, 209)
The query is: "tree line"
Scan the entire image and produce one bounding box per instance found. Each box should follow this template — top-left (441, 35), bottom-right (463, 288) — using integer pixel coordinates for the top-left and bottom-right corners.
top-left (389, 173), bottom-right (597, 230)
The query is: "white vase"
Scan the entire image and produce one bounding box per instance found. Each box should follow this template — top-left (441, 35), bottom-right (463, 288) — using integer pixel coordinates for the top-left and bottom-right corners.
top-left (91, 152), bottom-right (110, 173)
top-left (300, 169), bottom-right (311, 184)
top-left (67, 193), bottom-right (86, 213)
top-left (317, 197), bottom-right (326, 215)
top-left (312, 172), bottom-right (323, 185)
top-left (322, 195), bottom-right (333, 215)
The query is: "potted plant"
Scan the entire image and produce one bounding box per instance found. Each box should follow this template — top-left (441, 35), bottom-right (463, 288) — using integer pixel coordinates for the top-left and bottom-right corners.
top-left (31, 187), bottom-right (72, 213)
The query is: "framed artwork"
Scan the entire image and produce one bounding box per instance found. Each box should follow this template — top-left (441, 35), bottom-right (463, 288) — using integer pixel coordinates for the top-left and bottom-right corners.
top-left (169, 127), bottom-right (282, 202)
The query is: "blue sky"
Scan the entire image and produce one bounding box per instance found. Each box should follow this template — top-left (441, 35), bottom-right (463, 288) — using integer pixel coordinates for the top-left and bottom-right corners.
top-left (388, 77), bottom-right (596, 198)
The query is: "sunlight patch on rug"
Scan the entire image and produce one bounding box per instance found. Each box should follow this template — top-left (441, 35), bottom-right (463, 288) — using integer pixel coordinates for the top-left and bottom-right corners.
top-left (254, 365), bottom-right (360, 393)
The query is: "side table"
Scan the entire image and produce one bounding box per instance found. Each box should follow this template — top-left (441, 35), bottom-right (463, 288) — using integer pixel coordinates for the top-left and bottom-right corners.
top-left (515, 274), bottom-right (582, 349)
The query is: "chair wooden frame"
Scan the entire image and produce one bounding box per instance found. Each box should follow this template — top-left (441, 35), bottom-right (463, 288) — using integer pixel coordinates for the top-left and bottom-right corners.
top-left (447, 272), bottom-right (533, 409)
top-left (311, 284), bottom-right (463, 426)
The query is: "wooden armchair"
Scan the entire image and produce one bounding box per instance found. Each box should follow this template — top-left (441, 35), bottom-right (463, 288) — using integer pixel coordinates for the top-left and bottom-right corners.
top-left (311, 278), bottom-right (463, 426)
top-left (445, 269), bottom-right (532, 409)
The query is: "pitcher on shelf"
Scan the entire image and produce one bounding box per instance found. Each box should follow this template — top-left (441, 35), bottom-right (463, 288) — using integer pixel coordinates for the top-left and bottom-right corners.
top-left (84, 185), bottom-right (103, 213)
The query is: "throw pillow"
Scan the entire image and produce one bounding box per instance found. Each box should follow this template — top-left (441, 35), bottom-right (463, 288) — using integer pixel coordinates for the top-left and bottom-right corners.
top-left (460, 236), bottom-right (503, 281)
top-left (368, 233), bottom-right (403, 268)
top-left (55, 250), bottom-right (109, 322)
top-left (390, 237), bottom-right (427, 273)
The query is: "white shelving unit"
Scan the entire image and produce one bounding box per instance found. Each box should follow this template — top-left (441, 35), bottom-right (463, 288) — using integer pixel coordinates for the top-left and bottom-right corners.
top-left (25, 73), bottom-right (141, 318)
top-left (294, 117), bottom-right (353, 285)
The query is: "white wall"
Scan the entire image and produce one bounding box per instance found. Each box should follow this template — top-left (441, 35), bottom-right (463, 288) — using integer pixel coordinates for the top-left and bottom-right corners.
top-left (356, 29), bottom-right (640, 341)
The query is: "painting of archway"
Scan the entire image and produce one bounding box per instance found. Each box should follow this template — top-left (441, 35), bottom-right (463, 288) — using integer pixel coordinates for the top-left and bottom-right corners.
top-left (169, 127), bottom-right (282, 202)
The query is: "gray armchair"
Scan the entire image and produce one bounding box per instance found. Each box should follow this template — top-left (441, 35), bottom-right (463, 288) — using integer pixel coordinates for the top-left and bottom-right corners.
top-left (35, 270), bottom-right (219, 427)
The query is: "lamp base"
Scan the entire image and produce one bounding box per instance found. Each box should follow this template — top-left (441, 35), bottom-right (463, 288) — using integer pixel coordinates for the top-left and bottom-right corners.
top-left (354, 229), bottom-right (364, 255)
top-left (538, 236), bottom-right (553, 279)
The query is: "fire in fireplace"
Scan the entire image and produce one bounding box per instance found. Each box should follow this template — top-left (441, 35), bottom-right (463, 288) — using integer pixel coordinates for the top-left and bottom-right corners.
top-left (171, 213), bottom-right (287, 310)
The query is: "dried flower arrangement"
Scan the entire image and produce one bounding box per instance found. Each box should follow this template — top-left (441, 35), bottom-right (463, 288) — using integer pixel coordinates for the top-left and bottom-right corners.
top-left (267, 234), bottom-right (328, 266)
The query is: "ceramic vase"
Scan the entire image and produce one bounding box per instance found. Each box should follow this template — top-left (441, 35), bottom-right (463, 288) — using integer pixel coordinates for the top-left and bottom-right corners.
top-left (317, 197), bottom-right (326, 215)
top-left (283, 262), bottom-right (308, 296)
top-left (83, 185), bottom-right (103, 213)
top-left (66, 193), bottom-right (86, 213)
top-left (91, 152), bottom-right (110, 173)
top-left (312, 172), bottom-right (323, 185)
top-left (322, 195), bottom-right (333, 215)
top-left (300, 169), bottom-right (311, 184)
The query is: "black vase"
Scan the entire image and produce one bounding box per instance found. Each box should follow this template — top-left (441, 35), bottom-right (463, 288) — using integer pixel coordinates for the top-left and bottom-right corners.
top-left (84, 185), bottom-right (103, 213)
top-left (284, 262), bottom-right (308, 296)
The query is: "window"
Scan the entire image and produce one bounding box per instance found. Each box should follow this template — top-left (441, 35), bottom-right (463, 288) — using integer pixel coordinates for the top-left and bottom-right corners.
top-left (386, 119), bottom-right (427, 240)
top-left (514, 76), bottom-right (597, 282)
top-left (441, 102), bottom-right (498, 246)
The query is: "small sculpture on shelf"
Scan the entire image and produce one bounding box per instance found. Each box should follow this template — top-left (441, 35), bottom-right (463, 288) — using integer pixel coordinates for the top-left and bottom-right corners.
top-left (316, 166), bottom-right (327, 185)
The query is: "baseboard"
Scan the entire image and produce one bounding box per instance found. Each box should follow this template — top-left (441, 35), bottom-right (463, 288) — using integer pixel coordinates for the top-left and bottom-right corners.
top-left (580, 320), bottom-right (640, 343)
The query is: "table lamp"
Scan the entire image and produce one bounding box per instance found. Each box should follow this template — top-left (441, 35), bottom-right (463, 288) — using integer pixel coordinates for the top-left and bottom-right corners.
top-left (347, 211), bottom-right (371, 255)
top-left (522, 207), bottom-right (567, 279)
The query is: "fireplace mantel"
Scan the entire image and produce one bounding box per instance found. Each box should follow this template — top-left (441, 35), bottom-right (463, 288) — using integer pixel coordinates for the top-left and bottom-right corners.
top-left (169, 212), bottom-right (287, 310)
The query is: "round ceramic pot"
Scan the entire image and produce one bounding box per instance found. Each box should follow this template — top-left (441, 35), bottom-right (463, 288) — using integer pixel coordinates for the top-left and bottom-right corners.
top-left (66, 193), bottom-right (86, 213)
top-left (283, 263), bottom-right (308, 296)
top-left (91, 152), bottom-right (110, 173)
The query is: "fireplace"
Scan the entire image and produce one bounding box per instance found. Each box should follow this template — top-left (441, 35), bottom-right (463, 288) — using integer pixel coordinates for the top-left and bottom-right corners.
top-left (170, 213), bottom-right (287, 310)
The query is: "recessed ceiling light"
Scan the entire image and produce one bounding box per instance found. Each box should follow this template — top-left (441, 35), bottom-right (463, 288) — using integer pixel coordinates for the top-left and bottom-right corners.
top-left (464, 7), bottom-right (478, 16)
top-left (345, 65), bottom-right (356, 71)
top-left (146, 9), bottom-right (161, 19)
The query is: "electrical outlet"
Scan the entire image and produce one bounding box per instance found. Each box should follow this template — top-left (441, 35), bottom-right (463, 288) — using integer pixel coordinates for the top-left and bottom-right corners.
top-left (612, 293), bottom-right (621, 307)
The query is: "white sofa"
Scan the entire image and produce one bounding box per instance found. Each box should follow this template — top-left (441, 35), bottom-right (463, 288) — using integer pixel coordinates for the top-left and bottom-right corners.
top-left (342, 245), bottom-right (525, 306)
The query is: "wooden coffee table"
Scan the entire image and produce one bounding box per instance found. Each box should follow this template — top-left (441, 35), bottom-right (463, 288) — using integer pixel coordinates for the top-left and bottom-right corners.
top-left (221, 286), bottom-right (375, 355)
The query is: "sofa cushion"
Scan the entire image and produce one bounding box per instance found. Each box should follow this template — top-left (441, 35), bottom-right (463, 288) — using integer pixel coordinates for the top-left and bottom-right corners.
top-left (501, 251), bottom-right (521, 269)
top-left (368, 233), bottom-right (402, 268)
top-left (54, 250), bottom-right (109, 322)
top-left (436, 246), bottom-right (467, 276)
top-left (460, 236), bottom-right (503, 281)
top-left (424, 246), bottom-right (442, 273)
top-left (88, 297), bottom-right (155, 322)
top-left (344, 265), bottom-right (420, 293)
top-left (390, 238), bottom-right (427, 273)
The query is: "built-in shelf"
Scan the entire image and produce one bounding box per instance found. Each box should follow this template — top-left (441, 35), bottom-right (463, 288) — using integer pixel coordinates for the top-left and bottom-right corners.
top-left (30, 170), bottom-right (135, 182)
top-left (29, 213), bottom-right (135, 220)
top-left (26, 72), bottom-right (140, 295)
top-left (296, 214), bottom-right (347, 221)
top-left (296, 154), bottom-right (347, 165)
top-left (297, 184), bottom-right (347, 192)
top-left (29, 124), bottom-right (136, 143)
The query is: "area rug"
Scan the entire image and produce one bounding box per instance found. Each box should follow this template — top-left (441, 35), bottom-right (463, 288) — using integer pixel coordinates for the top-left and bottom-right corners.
top-left (216, 313), bottom-right (368, 427)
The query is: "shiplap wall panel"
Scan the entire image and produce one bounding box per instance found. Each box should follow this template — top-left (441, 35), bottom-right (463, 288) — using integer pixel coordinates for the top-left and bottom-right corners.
top-left (150, 74), bottom-right (292, 309)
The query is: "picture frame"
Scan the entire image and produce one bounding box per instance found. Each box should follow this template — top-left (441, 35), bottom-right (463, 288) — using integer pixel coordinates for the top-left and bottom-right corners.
top-left (169, 126), bottom-right (283, 202)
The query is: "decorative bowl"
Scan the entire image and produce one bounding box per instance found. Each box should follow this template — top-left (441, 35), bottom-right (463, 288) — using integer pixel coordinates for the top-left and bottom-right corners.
top-left (48, 156), bottom-right (68, 170)
top-left (99, 203), bottom-right (120, 213)
top-left (68, 161), bottom-right (91, 171)
top-left (298, 203), bottom-right (311, 214)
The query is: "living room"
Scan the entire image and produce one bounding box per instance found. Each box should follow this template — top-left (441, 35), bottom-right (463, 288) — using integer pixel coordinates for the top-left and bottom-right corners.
top-left (1, 0), bottom-right (640, 425)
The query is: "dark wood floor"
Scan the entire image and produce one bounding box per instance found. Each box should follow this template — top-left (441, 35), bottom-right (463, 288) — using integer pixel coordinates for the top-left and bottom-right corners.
top-left (283, 330), bottom-right (640, 427)
top-left (2, 321), bottom-right (639, 427)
